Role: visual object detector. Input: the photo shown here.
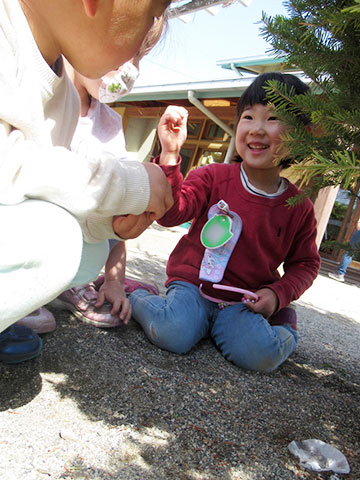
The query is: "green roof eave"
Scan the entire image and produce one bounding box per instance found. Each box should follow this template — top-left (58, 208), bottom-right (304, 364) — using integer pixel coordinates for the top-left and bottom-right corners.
top-left (116, 77), bottom-right (257, 103)
top-left (117, 88), bottom-right (247, 103)
top-left (115, 69), bottom-right (309, 104)
top-left (216, 55), bottom-right (300, 75)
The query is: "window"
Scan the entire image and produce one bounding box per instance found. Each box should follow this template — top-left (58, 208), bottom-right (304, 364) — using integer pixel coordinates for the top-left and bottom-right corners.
top-left (203, 122), bottom-right (227, 140)
top-left (187, 121), bottom-right (203, 139)
top-left (179, 147), bottom-right (195, 176)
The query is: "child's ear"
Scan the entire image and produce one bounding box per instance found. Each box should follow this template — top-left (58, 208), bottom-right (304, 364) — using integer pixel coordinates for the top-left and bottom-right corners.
top-left (81, 0), bottom-right (99, 18)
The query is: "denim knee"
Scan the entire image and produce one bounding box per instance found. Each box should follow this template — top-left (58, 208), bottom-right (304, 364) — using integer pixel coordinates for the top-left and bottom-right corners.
top-left (223, 324), bottom-right (297, 372)
top-left (130, 283), bottom-right (211, 355)
top-left (226, 342), bottom-right (284, 372)
top-left (212, 306), bottom-right (297, 373)
top-left (144, 316), bottom-right (199, 355)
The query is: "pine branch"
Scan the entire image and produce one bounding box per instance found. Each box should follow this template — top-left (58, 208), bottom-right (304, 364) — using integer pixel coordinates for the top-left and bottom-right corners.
top-left (342, 0), bottom-right (360, 14)
top-left (290, 150), bottom-right (360, 190)
top-left (321, 239), bottom-right (360, 257)
top-left (260, 0), bottom-right (360, 193)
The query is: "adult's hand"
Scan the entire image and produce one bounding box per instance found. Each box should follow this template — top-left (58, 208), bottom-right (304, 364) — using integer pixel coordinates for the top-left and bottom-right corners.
top-left (112, 213), bottom-right (154, 240)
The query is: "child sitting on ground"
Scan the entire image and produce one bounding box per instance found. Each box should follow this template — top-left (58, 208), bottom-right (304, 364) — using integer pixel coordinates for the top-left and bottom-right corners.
top-left (123, 72), bottom-right (320, 373)
top-left (0, 0), bottom-right (172, 364)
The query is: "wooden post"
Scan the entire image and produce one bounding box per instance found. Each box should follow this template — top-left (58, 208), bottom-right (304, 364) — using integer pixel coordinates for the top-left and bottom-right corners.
top-left (312, 185), bottom-right (339, 248)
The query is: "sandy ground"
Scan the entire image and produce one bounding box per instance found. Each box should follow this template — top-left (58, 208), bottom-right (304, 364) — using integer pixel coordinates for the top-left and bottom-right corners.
top-left (0, 224), bottom-right (359, 480)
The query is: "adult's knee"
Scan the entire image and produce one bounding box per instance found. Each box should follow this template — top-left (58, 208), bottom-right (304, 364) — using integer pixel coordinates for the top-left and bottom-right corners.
top-left (27, 201), bottom-right (83, 286)
top-left (1, 200), bottom-right (83, 280)
top-left (0, 200), bottom-right (83, 325)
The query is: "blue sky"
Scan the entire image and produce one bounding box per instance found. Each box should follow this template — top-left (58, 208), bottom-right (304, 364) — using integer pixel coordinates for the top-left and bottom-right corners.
top-left (137, 0), bottom-right (288, 86)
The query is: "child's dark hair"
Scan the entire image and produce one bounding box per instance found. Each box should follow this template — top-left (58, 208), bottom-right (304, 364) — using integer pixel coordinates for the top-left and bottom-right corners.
top-left (236, 72), bottom-right (310, 124)
top-left (232, 72), bottom-right (310, 166)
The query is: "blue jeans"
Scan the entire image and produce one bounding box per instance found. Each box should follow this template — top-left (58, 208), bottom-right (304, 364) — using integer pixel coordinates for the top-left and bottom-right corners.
top-left (337, 229), bottom-right (360, 275)
top-left (129, 281), bottom-right (297, 372)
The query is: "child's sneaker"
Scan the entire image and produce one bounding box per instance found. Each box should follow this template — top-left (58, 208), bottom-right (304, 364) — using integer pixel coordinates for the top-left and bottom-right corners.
top-left (328, 272), bottom-right (345, 282)
top-left (0, 324), bottom-right (42, 364)
top-left (16, 307), bottom-right (56, 334)
top-left (123, 278), bottom-right (159, 295)
top-left (269, 307), bottom-right (297, 331)
top-left (93, 275), bottom-right (159, 296)
top-left (51, 284), bottom-right (120, 328)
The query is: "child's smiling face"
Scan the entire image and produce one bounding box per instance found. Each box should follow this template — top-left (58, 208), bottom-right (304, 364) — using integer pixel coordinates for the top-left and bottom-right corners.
top-left (235, 103), bottom-right (287, 173)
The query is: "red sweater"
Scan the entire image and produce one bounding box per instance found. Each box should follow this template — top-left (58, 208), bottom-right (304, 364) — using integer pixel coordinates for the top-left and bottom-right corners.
top-left (157, 160), bottom-right (320, 311)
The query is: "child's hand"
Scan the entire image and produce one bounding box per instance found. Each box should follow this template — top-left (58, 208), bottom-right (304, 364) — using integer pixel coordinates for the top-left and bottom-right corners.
top-left (243, 288), bottom-right (278, 318)
top-left (112, 213), bottom-right (154, 239)
top-left (95, 280), bottom-right (132, 324)
top-left (143, 162), bottom-right (174, 218)
top-left (158, 106), bottom-right (188, 165)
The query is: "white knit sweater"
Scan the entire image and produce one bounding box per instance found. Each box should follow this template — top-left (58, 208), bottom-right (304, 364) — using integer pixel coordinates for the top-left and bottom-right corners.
top-left (0, 0), bottom-right (150, 243)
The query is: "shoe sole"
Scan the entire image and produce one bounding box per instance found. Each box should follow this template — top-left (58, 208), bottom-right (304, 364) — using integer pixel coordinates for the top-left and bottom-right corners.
top-left (0, 338), bottom-right (43, 364)
top-left (50, 298), bottom-right (120, 328)
top-left (328, 274), bottom-right (344, 282)
top-left (34, 321), bottom-right (56, 334)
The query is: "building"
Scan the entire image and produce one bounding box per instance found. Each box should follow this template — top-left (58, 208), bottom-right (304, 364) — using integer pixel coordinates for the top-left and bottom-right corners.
top-left (110, 55), bottom-right (360, 282)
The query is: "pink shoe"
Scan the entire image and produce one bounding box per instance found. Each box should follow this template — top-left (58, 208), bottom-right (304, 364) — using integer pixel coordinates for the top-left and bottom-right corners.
top-left (93, 275), bottom-right (159, 295)
top-left (52, 284), bottom-right (120, 328)
top-left (16, 307), bottom-right (56, 334)
top-left (123, 278), bottom-right (159, 295)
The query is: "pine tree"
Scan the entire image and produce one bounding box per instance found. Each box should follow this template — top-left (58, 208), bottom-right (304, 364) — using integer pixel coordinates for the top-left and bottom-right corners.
top-left (260, 0), bottom-right (360, 197)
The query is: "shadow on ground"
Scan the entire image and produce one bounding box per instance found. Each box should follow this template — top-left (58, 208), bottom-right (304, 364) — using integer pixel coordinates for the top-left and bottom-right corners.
top-left (1, 249), bottom-right (359, 479)
top-left (1, 299), bottom-right (359, 479)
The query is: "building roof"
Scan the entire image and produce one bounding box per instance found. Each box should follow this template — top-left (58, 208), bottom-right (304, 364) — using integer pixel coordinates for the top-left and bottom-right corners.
top-left (117, 76), bottom-right (254, 104)
top-left (216, 55), bottom-right (301, 75)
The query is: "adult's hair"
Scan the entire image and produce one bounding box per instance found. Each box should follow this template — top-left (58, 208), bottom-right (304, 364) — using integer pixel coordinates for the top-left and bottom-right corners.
top-left (136, 12), bottom-right (169, 60)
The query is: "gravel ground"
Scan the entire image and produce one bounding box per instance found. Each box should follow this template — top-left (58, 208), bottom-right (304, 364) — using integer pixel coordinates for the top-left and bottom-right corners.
top-left (1, 224), bottom-right (359, 480)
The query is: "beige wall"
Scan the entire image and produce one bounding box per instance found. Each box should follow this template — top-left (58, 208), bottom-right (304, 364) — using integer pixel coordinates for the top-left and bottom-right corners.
top-left (124, 117), bottom-right (158, 162)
